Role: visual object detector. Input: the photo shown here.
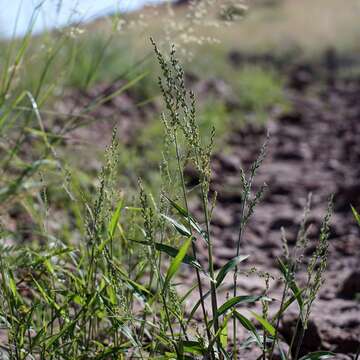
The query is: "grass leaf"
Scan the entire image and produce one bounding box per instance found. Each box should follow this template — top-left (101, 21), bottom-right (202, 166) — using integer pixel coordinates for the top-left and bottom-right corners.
top-left (108, 199), bottom-right (124, 239)
top-left (351, 205), bottom-right (360, 226)
top-left (156, 243), bottom-right (202, 271)
top-left (216, 255), bottom-right (249, 287)
top-left (298, 351), bottom-right (335, 360)
top-left (164, 195), bottom-right (204, 235)
top-left (233, 311), bottom-right (262, 347)
top-left (250, 311), bottom-right (276, 337)
top-left (163, 236), bottom-right (192, 292)
top-left (182, 340), bottom-right (205, 355)
top-left (217, 295), bottom-right (267, 317)
top-left (278, 257), bottom-right (304, 309)
top-left (161, 214), bottom-right (192, 237)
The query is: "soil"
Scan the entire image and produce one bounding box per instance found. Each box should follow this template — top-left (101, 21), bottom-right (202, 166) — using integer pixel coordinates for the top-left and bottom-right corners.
top-left (180, 64), bottom-right (360, 358)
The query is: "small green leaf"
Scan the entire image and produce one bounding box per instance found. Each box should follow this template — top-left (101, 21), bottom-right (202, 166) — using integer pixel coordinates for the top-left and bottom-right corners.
top-left (124, 278), bottom-right (151, 300)
top-left (182, 340), bottom-right (205, 355)
top-left (73, 295), bottom-right (85, 306)
top-left (216, 255), bottom-right (249, 287)
top-left (9, 273), bottom-right (20, 301)
top-left (217, 295), bottom-right (267, 317)
top-left (299, 351), bottom-right (335, 360)
top-left (163, 236), bottom-right (192, 292)
top-left (108, 199), bottom-right (123, 238)
top-left (106, 286), bottom-right (117, 305)
top-left (155, 243), bottom-right (202, 270)
top-left (233, 311), bottom-right (262, 346)
top-left (130, 239), bottom-right (203, 271)
top-left (187, 256), bottom-right (249, 322)
top-left (250, 311), bottom-right (276, 337)
top-left (351, 205), bottom-right (360, 226)
top-left (161, 214), bottom-right (191, 237)
top-left (44, 259), bottom-right (55, 275)
top-left (220, 313), bottom-right (232, 349)
top-left (164, 195), bottom-right (204, 235)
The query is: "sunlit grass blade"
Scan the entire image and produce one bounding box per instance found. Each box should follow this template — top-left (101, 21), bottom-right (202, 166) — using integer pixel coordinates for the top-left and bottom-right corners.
top-left (161, 214), bottom-right (192, 237)
top-left (233, 311), bottom-right (262, 347)
top-left (351, 205), bottom-right (360, 226)
top-left (130, 239), bottom-right (203, 271)
top-left (108, 198), bottom-right (124, 239)
top-left (217, 295), bottom-right (268, 317)
top-left (163, 236), bottom-right (192, 293)
top-left (250, 311), bottom-right (276, 337)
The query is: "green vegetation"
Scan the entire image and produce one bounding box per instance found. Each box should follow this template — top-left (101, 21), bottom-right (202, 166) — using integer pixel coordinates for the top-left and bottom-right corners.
top-left (0, 12), bottom-right (334, 354)
top-left (1, 0), bottom-right (359, 358)
top-left (233, 65), bottom-right (288, 122)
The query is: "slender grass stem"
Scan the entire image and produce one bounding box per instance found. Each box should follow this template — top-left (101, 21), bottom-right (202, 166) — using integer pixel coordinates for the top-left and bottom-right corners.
top-left (173, 133), bottom-right (214, 354)
top-left (233, 192), bottom-right (247, 359)
top-left (268, 282), bottom-right (288, 360)
top-left (199, 180), bottom-right (221, 352)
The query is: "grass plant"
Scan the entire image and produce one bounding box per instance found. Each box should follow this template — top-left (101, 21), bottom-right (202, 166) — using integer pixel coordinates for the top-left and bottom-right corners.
top-left (0, 31), bottom-right (336, 358)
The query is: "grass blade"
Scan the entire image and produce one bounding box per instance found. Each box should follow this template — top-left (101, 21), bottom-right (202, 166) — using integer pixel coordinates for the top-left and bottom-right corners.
top-left (163, 236), bottom-right (192, 292)
top-left (250, 311), bottom-right (276, 337)
top-left (351, 205), bottom-right (360, 226)
top-left (278, 258), bottom-right (304, 309)
top-left (108, 199), bottom-right (124, 239)
top-left (217, 295), bottom-right (267, 317)
top-left (216, 255), bottom-right (249, 287)
top-left (164, 195), bottom-right (204, 235)
top-left (233, 311), bottom-right (262, 347)
top-left (161, 214), bottom-right (192, 237)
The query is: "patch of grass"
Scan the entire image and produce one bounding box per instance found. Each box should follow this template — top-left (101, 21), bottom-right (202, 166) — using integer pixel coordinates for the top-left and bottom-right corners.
top-left (0, 39), bottom-right (336, 359)
top-left (233, 65), bottom-right (289, 122)
top-left (0, 1), bottom-right (350, 358)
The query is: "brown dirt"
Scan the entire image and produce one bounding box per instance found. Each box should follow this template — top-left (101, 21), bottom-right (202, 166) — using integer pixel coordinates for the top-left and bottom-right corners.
top-left (180, 66), bottom-right (360, 357)
top-left (53, 80), bottom-right (157, 149)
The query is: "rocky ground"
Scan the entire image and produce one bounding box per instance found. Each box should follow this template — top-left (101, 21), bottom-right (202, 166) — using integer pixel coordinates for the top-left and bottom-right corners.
top-left (180, 64), bottom-right (360, 358)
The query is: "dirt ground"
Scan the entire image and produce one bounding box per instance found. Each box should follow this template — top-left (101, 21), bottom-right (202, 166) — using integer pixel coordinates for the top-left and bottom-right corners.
top-left (179, 60), bottom-right (360, 358)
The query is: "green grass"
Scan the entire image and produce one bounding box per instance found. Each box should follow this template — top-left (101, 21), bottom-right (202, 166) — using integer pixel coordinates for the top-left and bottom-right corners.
top-left (0, 21), bottom-right (335, 356)
top-left (233, 65), bottom-right (288, 123)
top-left (0, 1), bottom-right (355, 358)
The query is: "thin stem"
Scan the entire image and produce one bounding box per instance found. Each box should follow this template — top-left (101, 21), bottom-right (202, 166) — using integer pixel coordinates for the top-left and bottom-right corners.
top-left (263, 332), bottom-right (267, 360)
top-left (173, 133), bottom-right (214, 357)
top-left (269, 282), bottom-right (289, 360)
top-left (200, 181), bottom-right (220, 350)
top-left (161, 293), bottom-right (179, 356)
top-left (287, 315), bottom-right (302, 359)
top-left (233, 192), bottom-right (247, 359)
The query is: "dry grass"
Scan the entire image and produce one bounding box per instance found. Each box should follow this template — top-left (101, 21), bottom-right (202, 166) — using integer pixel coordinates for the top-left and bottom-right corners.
top-left (110, 0), bottom-right (360, 60)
